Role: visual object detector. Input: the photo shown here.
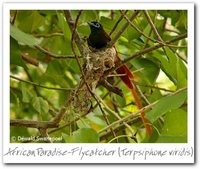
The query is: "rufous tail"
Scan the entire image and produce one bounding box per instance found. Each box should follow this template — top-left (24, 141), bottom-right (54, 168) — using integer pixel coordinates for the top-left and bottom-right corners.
top-left (115, 54), bottom-right (152, 137)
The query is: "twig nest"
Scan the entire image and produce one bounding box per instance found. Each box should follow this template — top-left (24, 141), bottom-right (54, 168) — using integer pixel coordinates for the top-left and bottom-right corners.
top-left (69, 46), bottom-right (116, 114)
top-left (84, 46), bottom-right (116, 78)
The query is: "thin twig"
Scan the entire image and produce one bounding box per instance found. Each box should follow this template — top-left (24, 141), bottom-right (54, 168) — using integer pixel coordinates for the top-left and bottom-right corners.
top-left (98, 79), bottom-right (123, 97)
top-left (96, 95), bottom-right (135, 136)
top-left (108, 10), bottom-right (140, 47)
top-left (99, 104), bottom-right (118, 142)
top-left (143, 10), bottom-right (187, 64)
top-left (48, 82), bottom-right (118, 134)
top-left (122, 33), bottom-right (187, 64)
top-left (120, 10), bottom-right (158, 43)
top-left (10, 75), bottom-right (72, 91)
top-left (165, 28), bottom-right (180, 34)
top-left (120, 11), bottom-right (187, 49)
top-left (100, 117), bottom-right (140, 141)
top-left (98, 87), bottom-right (187, 134)
top-left (143, 10), bottom-right (163, 42)
top-left (143, 11), bottom-right (157, 49)
top-left (23, 68), bottom-right (59, 115)
top-left (104, 33), bottom-right (187, 76)
top-left (136, 85), bottom-right (151, 105)
top-left (135, 82), bottom-right (175, 92)
top-left (109, 10), bottom-right (128, 36)
top-left (35, 45), bottom-right (80, 59)
top-left (64, 10), bottom-right (84, 54)
top-left (11, 10), bottom-right (17, 25)
top-left (70, 10), bottom-right (118, 140)
top-left (34, 32), bottom-right (64, 38)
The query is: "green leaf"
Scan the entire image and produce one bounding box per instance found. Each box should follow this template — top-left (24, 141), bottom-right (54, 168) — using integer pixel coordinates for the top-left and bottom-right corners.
top-left (56, 11), bottom-right (71, 42)
top-left (20, 83), bottom-right (34, 103)
top-left (76, 118), bottom-right (91, 129)
top-left (80, 10), bottom-right (98, 23)
top-left (41, 60), bottom-right (73, 87)
top-left (56, 11), bottom-right (73, 54)
top-left (131, 58), bottom-right (160, 84)
top-left (39, 10), bottom-right (57, 16)
top-left (175, 11), bottom-right (187, 32)
top-left (62, 133), bottom-right (73, 143)
top-left (10, 25), bottom-right (40, 47)
top-left (10, 37), bottom-right (27, 68)
top-left (147, 90), bottom-right (162, 103)
top-left (72, 128), bottom-right (99, 143)
top-left (153, 48), bottom-right (176, 83)
top-left (86, 113), bottom-right (107, 130)
top-left (158, 10), bottom-right (180, 26)
top-left (146, 89), bottom-right (187, 123)
top-left (10, 90), bottom-right (18, 104)
top-left (32, 97), bottom-right (49, 115)
top-left (156, 135), bottom-right (187, 143)
top-left (114, 93), bottom-right (126, 107)
top-left (17, 11), bottom-right (45, 33)
top-left (176, 57), bottom-right (187, 88)
top-left (153, 47), bottom-right (187, 86)
top-left (157, 109), bottom-right (187, 143)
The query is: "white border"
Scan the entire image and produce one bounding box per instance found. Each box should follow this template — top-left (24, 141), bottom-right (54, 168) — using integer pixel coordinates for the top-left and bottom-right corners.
top-left (3, 2), bottom-right (194, 164)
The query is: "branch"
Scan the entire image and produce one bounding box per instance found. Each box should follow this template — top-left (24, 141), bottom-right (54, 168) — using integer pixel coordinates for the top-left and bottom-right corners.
top-left (68, 10), bottom-right (118, 140)
top-left (103, 33), bottom-right (187, 77)
top-left (109, 10), bottom-right (128, 36)
top-left (10, 75), bottom-right (72, 91)
top-left (121, 10), bottom-right (187, 49)
top-left (23, 68), bottom-right (59, 114)
top-left (135, 82), bottom-right (175, 92)
top-left (98, 79), bottom-right (123, 97)
top-left (11, 10), bottom-right (17, 25)
top-left (122, 33), bottom-right (187, 64)
top-left (136, 85), bottom-right (151, 105)
top-left (65, 10), bottom-right (94, 99)
top-left (49, 105), bottom-right (95, 134)
top-left (64, 10), bottom-right (84, 54)
top-left (98, 87), bottom-right (187, 134)
top-left (143, 10), bottom-right (163, 42)
top-left (99, 117), bottom-right (140, 141)
top-left (96, 95), bottom-right (135, 136)
top-left (34, 32), bottom-right (64, 38)
top-left (21, 53), bottom-right (39, 66)
top-left (46, 10), bottom-right (89, 129)
top-left (39, 128), bottom-right (52, 143)
top-left (120, 10), bottom-right (158, 43)
top-left (108, 10), bottom-right (140, 47)
top-left (143, 10), bottom-right (187, 64)
top-left (10, 119), bottom-right (58, 129)
top-left (35, 45), bottom-right (80, 59)
top-left (48, 86), bottom-right (116, 134)
top-left (143, 11), bottom-right (157, 49)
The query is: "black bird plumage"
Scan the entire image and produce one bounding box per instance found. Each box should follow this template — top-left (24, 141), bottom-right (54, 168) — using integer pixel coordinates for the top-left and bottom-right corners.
top-left (87, 21), bottom-right (111, 49)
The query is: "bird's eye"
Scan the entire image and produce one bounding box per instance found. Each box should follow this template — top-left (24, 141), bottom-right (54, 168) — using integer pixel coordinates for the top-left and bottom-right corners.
top-left (95, 23), bottom-right (101, 28)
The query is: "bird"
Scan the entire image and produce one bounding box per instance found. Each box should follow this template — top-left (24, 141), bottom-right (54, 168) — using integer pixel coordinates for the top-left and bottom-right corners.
top-left (87, 21), bottom-right (152, 138)
top-left (87, 21), bottom-right (111, 49)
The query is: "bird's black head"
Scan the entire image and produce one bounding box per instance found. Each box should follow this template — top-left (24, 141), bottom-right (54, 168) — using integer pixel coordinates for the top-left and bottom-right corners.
top-left (88, 21), bottom-right (103, 32)
top-left (87, 21), bottom-right (111, 49)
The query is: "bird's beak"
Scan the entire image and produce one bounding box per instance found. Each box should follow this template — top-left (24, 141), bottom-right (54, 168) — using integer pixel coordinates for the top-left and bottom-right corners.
top-left (87, 22), bottom-right (95, 27)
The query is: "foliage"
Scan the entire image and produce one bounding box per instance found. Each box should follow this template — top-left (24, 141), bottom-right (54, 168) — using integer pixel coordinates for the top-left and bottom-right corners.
top-left (10, 10), bottom-right (188, 143)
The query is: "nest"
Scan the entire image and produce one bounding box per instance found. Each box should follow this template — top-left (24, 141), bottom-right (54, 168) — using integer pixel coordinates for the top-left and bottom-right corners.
top-left (69, 47), bottom-right (116, 113)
